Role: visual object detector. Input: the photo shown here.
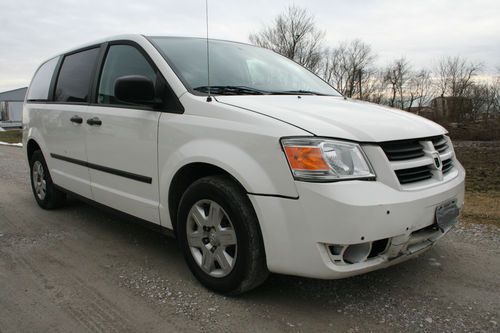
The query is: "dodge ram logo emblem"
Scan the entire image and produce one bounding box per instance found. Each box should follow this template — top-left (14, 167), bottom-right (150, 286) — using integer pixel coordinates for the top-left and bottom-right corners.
top-left (432, 152), bottom-right (442, 170)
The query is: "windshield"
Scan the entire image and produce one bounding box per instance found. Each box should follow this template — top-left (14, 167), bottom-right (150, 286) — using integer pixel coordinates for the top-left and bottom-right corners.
top-left (148, 37), bottom-right (341, 96)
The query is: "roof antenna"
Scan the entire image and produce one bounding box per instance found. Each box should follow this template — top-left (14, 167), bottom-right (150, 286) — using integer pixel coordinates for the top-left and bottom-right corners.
top-left (205, 0), bottom-right (212, 102)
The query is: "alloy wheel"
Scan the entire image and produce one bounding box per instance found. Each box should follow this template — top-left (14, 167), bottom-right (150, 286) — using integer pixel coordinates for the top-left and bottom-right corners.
top-left (186, 199), bottom-right (237, 277)
top-left (32, 160), bottom-right (47, 200)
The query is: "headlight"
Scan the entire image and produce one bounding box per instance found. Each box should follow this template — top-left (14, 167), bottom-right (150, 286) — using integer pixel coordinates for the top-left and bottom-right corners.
top-left (281, 137), bottom-right (376, 182)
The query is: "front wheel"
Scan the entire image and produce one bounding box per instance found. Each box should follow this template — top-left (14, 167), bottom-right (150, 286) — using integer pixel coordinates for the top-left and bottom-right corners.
top-left (177, 176), bottom-right (268, 295)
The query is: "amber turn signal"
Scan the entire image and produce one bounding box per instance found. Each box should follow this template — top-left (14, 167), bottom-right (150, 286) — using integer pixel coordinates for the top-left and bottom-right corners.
top-left (284, 146), bottom-right (330, 171)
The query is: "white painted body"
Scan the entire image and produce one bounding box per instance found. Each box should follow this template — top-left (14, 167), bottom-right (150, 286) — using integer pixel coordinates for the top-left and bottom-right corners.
top-left (23, 35), bottom-right (465, 279)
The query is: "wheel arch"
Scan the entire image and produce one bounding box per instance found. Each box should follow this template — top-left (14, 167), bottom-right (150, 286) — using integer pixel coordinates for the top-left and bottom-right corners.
top-left (27, 138), bottom-right (42, 162)
top-left (167, 162), bottom-right (249, 235)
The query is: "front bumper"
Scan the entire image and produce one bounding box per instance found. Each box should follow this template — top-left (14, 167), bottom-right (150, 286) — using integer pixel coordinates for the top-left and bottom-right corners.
top-left (249, 162), bottom-right (465, 279)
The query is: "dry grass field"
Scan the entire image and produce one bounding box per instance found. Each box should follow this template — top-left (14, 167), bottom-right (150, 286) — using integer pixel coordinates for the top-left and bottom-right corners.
top-left (0, 129), bottom-right (22, 144)
top-left (454, 141), bottom-right (500, 227)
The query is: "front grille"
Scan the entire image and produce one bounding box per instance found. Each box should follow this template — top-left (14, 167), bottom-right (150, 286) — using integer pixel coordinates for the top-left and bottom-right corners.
top-left (379, 135), bottom-right (455, 186)
top-left (442, 158), bottom-right (453, 174)
top-left (395, 165), bottom-right (433, 184)
top-left (432, 136), bottom-right (449, 153)
top-left (380, 139), bottom-right (424, 161)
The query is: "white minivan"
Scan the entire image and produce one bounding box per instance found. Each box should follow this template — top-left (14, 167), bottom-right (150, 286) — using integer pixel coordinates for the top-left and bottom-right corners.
top-left (23, 35), bottom-right (465, 294)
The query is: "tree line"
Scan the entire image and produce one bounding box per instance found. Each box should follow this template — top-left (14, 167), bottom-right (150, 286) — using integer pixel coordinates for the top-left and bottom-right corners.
top-left (249, 6), bottom-right (500, 124)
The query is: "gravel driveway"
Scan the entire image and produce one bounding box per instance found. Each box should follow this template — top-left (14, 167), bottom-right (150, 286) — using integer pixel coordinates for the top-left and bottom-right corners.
top-left (0, 145), bottom-right (498, 332)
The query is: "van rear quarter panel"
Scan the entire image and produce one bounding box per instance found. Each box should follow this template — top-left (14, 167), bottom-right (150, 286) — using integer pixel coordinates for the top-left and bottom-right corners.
top-left (23, 103), bottom-right (94, 198)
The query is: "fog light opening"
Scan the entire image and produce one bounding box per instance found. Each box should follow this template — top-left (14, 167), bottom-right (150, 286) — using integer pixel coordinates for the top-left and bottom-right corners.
top-left (342, 242), bottom-right (371, 264)
top-left (368, 238), bottom-right (389, 258)
top-left (328, 244), bottom-right (344, 256)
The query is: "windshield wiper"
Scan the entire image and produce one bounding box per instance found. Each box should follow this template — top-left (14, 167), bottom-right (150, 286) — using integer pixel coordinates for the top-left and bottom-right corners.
top-left (193, 86), bottom-right (333, 96)
top-left (272, 90), bottom-right (330, 96)
top-left (193, 85), bottom-right (270, 95)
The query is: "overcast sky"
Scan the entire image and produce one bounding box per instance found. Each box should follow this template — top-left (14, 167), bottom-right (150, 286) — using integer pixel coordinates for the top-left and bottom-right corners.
top-left (0, 0), bottom-right (499, 92)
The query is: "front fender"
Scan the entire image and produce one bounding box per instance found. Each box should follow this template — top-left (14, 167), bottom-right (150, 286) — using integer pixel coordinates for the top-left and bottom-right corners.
top-left (158, 137), bottom-right (299, 229)
top-left (169, 137), bottom-right (297, 193)
top-left (157, 95), bottom-right (310, 229)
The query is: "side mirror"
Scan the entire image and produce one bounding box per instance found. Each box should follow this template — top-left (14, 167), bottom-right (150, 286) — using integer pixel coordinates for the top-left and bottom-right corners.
top-left (114, 75), bottom-right (160, 106)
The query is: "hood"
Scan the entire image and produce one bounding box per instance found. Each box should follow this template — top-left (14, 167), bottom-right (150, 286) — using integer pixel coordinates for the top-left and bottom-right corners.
top-left (216, 95), bottom-right (446, 142)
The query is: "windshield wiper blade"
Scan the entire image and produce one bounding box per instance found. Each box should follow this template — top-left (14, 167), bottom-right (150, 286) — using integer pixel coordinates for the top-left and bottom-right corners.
top-left (193, 85), bottom-right (270, 95)
top-left (272, 90), bottom-right (330, 96)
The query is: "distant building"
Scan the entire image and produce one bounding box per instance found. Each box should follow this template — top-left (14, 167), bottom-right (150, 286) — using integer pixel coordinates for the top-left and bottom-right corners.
top-left (430, 96), bottom-right (473, 122)
top-left (0, 87), bottom-right (27, 127)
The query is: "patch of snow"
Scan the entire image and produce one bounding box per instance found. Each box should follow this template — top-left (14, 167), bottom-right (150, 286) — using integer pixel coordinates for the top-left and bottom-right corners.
top-left (0, 141), bottom-right (23, 147)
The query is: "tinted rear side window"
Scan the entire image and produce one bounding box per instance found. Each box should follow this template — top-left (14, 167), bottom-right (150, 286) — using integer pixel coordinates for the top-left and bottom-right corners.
top-left (54, 48), bottom-right (100, 103)
top-left (27, 57), bottom-right (59, 101)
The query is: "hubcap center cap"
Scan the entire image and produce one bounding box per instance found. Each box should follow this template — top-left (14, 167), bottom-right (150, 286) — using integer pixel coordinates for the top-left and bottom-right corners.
top-left (208, 231), bottom-right (218, 246)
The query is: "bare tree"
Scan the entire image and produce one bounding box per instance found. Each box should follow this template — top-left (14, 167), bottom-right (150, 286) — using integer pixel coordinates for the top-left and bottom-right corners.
top-left (407, 69), bottom-right (433, 110)
top-left (322, 39), bottom-right (376, 98)
top-left (383, 57), bottom-right (411, 108)
top-left (467, 84), bottom-right (489, 121)
top-left (359, 69), bottom-right (385, 102)
top-left (467, 81), bottom-right (500, 121)
top-left (493, 75), bottom-right (500, 119)
top-left (436, 56), bottom-right (481, 97)
top-left (434, 56), bottom-right (482, 122)
top-left (249, 6), bottom-right (325, 72)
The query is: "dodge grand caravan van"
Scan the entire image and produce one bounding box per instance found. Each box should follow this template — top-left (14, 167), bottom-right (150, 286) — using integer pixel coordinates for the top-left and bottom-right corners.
top-left (23, 35), bottom-right (465, 294)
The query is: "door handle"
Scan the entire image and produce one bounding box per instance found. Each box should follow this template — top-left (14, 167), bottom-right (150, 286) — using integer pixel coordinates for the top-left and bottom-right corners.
top-left (70, 115), bottom-right (83, 124)
top-left (87, 117), bottom-right (102, 126)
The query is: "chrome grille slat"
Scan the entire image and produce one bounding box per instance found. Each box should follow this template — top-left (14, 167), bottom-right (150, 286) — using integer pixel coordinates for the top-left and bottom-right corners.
top-left (432, 136), bottom-right (449, 153)
top-left (395, 165), bottom-right (433, 184)
top-left (380, 140), bottom-right (424, 161)
top-left (442, 158), bottom-right (453, 174)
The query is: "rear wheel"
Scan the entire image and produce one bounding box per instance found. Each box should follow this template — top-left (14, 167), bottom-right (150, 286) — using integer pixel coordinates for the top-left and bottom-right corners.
top-left (177, 176), bottom-right (268, 295)
top-left (29, 150), bottom-right (66, 209)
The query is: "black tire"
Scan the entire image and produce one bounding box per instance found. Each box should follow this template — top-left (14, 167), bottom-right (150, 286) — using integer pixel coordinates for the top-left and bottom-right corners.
top-left (29, 150), bottom-right (66, 209)
top-left (177, 175), bottom-right (269, 295)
